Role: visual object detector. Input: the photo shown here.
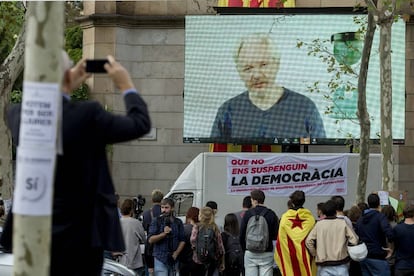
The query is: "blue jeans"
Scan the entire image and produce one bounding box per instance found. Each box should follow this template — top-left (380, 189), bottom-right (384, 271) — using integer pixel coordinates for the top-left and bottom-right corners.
top-left (244, 251), bottom-right (274, 276)
top-left (317, 264), bottom-right (349, 276)
top-left (360, 258), bottom-right (390, 276)
top-left (154, 257), bottom-right (177, 276)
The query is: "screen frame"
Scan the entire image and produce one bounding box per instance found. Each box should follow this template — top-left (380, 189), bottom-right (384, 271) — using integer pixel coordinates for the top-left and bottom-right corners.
top-left (183, 7), bottom-right (405, 146)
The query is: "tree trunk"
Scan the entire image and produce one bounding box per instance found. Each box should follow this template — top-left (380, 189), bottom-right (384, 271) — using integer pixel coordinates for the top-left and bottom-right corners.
top-left (13, 2), bottom-right (64, 275)
top-left (379, 18), bottom-right (395, 191)
top-left (356, 6), bottom-right (376, 204)
top-left (0, 23), bottom-right (26, 201)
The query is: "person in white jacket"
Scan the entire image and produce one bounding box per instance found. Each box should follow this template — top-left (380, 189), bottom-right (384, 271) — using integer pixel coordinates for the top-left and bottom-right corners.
top-left (305, 199), bottom-right (359, 276)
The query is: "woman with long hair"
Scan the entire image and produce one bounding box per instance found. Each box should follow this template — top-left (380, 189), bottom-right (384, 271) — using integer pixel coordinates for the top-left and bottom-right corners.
top-left (190, 207), bottom-right (225, 276)
top-left (221, 213), bottom-right (243, 276)
top-left (179, 207), bottom-right (200, 276)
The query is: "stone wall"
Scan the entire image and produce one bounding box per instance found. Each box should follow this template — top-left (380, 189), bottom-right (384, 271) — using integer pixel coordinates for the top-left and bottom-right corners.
top-left (398, 21), bottom-right (414, 199)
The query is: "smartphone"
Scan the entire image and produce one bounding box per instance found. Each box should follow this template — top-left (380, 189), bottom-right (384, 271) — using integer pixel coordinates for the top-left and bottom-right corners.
top-left (86, 59), bottom-right (108, 73)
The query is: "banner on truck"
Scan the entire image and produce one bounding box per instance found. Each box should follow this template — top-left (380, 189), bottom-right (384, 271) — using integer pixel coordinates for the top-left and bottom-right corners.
top-left (227, 154), bottom-right (348, 196)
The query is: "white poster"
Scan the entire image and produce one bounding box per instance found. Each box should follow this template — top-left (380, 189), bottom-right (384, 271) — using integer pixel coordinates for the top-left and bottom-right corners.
top-left (19, 81), bottom-right (60, 147)
top-left (378, 191), bottom-right (389, 205)
top-left (13, 147), bottom-right (56, 215)
top-left (227, 154), bottom-right (348, 196)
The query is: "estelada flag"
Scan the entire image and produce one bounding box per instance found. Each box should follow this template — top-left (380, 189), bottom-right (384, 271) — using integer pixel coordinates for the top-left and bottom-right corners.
top-left (209, 143), bottom-right (257, 152)
top-left (275, 208), bottom-right (316, 276)
top-left (209, 144), bottom-right (282, 152)
top-left (218, 0), bottom-right (295, 7)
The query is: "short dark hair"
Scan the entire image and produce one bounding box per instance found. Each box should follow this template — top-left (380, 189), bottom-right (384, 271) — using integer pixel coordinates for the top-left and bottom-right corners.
top-left (121, 199), bottom-right (134, 216)
top-left (317, 202), bottom-right (325, 213)
top-left (250, 189), bottom-right (265, 204)
top-left (242, 196), bottom-right (252, 208)
top-left (357, 202), bottom-right (369, 212)
top-left (403, 204), bottom-right (414, 219)
top-left (206, 201), bottom-right (218, 210)
top-left (367, 193), bottom-right (380, 209)
top-left (323, 200), bottom-right (337, 217)
top-left (331, 195), bottom-right (345, 211)
top-left (381, 205), bottom-right (396, 223)
top-left (161, 198), bottom-right (174, 208)
top-left (290, 190), bottom-right (305, 208)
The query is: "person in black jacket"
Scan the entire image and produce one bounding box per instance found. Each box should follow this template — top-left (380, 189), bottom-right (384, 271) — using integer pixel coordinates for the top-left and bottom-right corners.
top-left (393, 204), bottom-right (414, 275)
top-left (178, 206), bottom-right (200, 276)
top-left (355, 193), bottom-right (394, 276)
top-left (142, 189), bottom-right (164, 275)
top-left (240, 189), bottom-right (279, 276)
top-left (221, 213), bottom-right (243, 276)
top-left (2, 52), bottom-right (151, 276)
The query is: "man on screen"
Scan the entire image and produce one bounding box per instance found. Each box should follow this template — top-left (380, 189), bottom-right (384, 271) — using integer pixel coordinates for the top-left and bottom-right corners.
top-left (210, 33), bottom-right (326, 140)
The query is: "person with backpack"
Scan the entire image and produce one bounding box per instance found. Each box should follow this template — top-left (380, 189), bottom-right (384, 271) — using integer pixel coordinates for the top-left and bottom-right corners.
top-left (148, 198), bottom-right (185, 276)
top-left (221, 213), bottom-right (243, 276)
top-left (190, 207), bottom-right (225, 276)
top-left (240, 189), bottom-right (279, 276)
top-left (178, 207), bottom-right (200, 276)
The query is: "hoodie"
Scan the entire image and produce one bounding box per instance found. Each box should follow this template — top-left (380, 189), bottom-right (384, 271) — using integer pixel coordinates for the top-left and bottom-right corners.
top-left (355, 209), bottom-right (393, 259)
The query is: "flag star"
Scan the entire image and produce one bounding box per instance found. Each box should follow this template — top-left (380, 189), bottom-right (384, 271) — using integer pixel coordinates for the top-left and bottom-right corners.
top-left (289, 214), bottom-right (305, 229)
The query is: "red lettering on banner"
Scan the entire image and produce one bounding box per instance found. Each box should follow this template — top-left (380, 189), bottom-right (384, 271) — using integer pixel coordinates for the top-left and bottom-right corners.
top-left (231, 159), bottom-right (249, 166)
top-left (232, 168), bottom-right (248, 174)
top-left (251, 159), bottom-right (264, 165)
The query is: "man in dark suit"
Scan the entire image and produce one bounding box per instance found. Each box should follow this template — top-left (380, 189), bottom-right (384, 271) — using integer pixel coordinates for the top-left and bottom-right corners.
top-left (2, 53), bottom-right (151, 275)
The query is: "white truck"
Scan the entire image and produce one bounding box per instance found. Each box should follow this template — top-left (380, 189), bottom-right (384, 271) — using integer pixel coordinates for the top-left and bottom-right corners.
top-left (166, 152), bottom-right (382, 225)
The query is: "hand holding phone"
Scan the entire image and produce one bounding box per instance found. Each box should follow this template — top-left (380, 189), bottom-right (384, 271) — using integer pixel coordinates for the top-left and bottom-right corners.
top-left (86, 59), bottom-right (109, 73)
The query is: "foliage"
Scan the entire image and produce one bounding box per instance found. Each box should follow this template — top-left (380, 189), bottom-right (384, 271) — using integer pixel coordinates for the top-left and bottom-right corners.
top-left (65, 26), bottom-right (82, 59)
top-left (10, 89), bottom-right (22, 104)
top-left (70, 83), bottom-right (89, 102)
top-left (65, 25), bottom-right (89, 101)
top-left (1, 2), bottom-right (25, 100)
top-left (65, 1), bottom-right (83, 28)
top-left (3, 1), bottom-right (88, 102)
top-left (296, 15), bottom-right (376, 140)
top-left (0, 2), bottom-right (25, 62)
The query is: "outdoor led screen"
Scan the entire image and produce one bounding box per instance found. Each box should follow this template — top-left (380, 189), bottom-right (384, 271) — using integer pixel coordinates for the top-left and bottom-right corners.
top-left (183, 12), bottom-right (405, 145)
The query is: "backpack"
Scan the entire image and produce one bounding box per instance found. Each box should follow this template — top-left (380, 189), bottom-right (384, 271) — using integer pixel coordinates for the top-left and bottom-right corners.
top-left (224, 232), bottom-right (243, 270)
top-left (195, 226), bottom-right (217, 264)
top-left (245, 208), bottom-right (269, 252)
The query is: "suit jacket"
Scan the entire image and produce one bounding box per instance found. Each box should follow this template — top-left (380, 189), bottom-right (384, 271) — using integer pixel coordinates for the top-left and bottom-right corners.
top-left (3, 92), bottom-right (151, 253)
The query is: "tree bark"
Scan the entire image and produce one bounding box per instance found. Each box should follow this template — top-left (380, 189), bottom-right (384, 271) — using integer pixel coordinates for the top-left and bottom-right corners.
top-left (13, 2), bottom-right (64, 275)
top-left (0, 23), bottom-right (26, 201)
top-left (356, 5), bottom-right (376, 204)
top-left (379, 18), bottom-right (395, 191)
top-left (365, 0), bottom-right (398, 193)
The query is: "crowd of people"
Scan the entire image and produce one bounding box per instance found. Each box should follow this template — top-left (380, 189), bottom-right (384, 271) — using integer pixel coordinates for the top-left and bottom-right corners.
top-left (115, 189), bottom-right (414, 276)
top-left (1, 46), bottom-right (410, 276)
